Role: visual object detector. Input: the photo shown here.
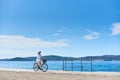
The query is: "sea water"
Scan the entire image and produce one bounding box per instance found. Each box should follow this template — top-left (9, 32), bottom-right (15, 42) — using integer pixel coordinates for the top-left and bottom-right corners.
top-left (0, 61), bottom-right (120, 72)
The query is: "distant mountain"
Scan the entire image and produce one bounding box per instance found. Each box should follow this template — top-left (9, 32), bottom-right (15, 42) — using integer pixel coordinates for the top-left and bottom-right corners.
top-left (0, 57), bottom-right (36, 61)
top-left (80, 55), bottom-right (120, 61)
top-left (45, 55), bottom-right (77, 61)
top-left (0, 55), bottom-right (120, 61)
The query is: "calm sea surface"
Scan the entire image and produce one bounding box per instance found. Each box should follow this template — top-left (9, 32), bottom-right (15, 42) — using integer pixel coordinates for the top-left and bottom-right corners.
top-left (0, 61), bottom-right (120, 72)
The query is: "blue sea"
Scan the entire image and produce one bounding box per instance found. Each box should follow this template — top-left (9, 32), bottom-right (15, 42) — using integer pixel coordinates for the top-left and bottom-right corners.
top-left (0, 61), bottom-right (120, 72)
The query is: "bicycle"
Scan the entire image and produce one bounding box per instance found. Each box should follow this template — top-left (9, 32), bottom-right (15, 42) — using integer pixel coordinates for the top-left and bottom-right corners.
top-left (33, 59), bottom-right (48, 72)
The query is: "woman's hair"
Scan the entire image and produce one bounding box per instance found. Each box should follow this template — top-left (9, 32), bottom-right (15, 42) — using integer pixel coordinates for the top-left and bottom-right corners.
top-left (38, 51), bottom-right (41, 54)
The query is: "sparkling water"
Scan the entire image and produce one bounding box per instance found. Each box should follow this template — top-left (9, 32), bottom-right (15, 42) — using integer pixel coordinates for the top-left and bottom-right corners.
top-left (0, 61), bottom-right (120, 72)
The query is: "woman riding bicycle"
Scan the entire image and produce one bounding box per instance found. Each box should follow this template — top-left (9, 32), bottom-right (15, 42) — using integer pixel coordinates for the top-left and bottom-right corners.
top-left (33, 51), bottom-right (48, 72)
top-left (36, 51), bottom-right (43, 69)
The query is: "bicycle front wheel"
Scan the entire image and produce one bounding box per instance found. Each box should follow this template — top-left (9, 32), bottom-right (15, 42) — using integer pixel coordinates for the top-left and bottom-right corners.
top-left (41, 64), bottom-right (48, 72)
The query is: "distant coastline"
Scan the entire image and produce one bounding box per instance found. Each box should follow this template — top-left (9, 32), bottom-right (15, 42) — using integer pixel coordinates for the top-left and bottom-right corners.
top-left (0, 55), bottom-right (120, 61)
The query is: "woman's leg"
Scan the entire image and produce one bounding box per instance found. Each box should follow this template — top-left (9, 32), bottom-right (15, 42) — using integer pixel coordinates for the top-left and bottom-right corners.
top-left (37, 61), bottom-right (42, 68)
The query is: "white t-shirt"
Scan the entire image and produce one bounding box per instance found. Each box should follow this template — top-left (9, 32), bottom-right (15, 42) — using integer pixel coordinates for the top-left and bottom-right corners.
top-left (36, 54), bottom-right (42, 62)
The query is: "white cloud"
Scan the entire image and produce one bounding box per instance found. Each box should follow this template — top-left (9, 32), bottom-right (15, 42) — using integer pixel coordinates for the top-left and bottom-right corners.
top-left (57, 29), bottom-right (64, 32)
top-left (0, 35), bottom-right (69, 58)
top-left (111, 22), bottom-right (120, 35)
top-left (0, 35), bottom-right (69, 48)
top-left (53, 33), bottom-right (61, 37)
top-left (83, 31), bottom-right (100, 40)
top-left (53, 29), bottom-right (65, 37)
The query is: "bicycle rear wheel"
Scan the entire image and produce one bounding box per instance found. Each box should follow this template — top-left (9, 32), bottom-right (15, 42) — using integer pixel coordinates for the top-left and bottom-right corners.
top-left (41, 64), bottom-right (48, 72)
top-left (33, 63), bottom-right (39, 71)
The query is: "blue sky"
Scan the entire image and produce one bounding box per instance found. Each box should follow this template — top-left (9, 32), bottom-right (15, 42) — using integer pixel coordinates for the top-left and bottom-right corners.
top-left (0, 0), bottom-right (120, 58)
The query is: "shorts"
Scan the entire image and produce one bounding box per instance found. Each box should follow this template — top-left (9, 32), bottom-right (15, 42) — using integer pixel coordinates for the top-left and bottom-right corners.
top-left (36, 59), bottom-right (42, 62)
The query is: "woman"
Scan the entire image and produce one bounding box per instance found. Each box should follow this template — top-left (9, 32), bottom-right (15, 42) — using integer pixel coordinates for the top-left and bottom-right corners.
top-left (36, 51), bottom-right (42, 69)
